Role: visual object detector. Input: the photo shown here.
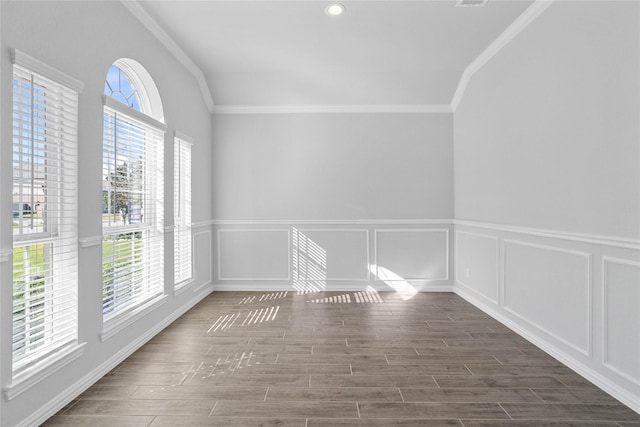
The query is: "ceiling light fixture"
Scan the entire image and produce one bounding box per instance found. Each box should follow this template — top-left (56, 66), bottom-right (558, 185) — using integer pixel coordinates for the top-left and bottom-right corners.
top-left (325, 3), bottom-right (345, 16)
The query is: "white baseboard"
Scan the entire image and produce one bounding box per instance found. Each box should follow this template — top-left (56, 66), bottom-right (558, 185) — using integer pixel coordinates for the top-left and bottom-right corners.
top-left (454, 283), bottom-right (640, 415)
top-left (17, 285), bottom-right (214, 427)
top-left (212, 282), bottom-right (454, 293)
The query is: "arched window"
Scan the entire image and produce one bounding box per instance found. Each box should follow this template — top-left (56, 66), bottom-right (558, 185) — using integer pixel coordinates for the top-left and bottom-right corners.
top-left (104, 64), bottom-right (141, 111)
top-left (101, 59), bottom-right (166, 329)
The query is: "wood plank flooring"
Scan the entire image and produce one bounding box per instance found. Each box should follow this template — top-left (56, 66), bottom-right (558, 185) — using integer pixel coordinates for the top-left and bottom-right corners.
top-left (44, 291), bottom-right (640, 426)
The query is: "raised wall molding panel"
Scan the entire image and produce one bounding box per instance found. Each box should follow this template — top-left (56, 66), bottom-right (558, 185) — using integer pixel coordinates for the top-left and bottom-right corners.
top-left (193, 230), bottom-right (213, 292)
top-left (454, 221), bottom-right (640, 414)
top-left (217, 229), bottom-right (291, 281)
top-left (454, 230), bottom-right (499, 304)
top-left (374, 229), bottom-right (450, 281)
top-left (213, 221), bottom-right (453, 292)
top-left (502, 239), bottom-right (592, 357)
top-left (602, 257), bottom-right (640, 386)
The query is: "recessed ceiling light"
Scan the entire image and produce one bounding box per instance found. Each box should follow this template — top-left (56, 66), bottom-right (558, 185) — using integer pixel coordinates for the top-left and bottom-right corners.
top-left (325, 3), bottom-right (345, 16)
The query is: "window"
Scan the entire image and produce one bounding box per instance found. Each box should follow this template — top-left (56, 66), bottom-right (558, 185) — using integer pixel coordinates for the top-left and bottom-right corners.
top-left (174, 133), bottom-right (192, 288)
top-left (11, 51), bottom-right (82, 374)
top-left (102, 60), bottom-right (165, 322)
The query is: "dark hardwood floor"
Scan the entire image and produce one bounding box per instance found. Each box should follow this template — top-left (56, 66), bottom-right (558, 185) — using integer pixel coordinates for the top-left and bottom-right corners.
top-left (44, 291), bottom-right (640, 426)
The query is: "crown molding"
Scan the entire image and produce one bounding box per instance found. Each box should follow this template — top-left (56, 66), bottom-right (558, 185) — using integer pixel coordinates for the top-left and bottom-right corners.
top-left (120, 1), bottom-right (215, 113)
top-left (122, 0), bottom-right (555, 115)
top-left (213, 104), bottom-right (452, 115)
top-left (451, 0), bottom-right (555, 111)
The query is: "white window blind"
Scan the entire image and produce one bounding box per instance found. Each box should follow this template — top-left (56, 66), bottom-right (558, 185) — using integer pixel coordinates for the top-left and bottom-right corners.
top-left (102, 101), bottom-right (164, 319)
top-left (12, 60), bottom-right (80, 373)
top-left (174, 134), bottom-right (192, 286)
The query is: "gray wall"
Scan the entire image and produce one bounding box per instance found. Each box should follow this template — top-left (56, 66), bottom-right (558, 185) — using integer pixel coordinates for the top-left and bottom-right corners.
top-left (453, 0), bottom-right (640, 413)
top-left (0, 2), bottom-right (213, 425)
top-left (210, 112), bottom-right (455, 293)
top-left (454, 0), bottom-right (640, 239)
top-left (213, 112), bottom-right (453, 220)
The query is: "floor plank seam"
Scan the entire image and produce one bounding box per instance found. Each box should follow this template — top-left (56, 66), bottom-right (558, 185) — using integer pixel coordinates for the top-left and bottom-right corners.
top-left (497, 402), bottom-right (512, 419)
top-left (208, 400), bottom-right (218, 417)
top-left (41, 292), bottom-right (640, 425)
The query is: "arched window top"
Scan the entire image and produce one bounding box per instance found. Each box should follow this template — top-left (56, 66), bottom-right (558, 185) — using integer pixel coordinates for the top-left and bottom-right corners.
top-left (105, 64), bottom-right (141, 111)
top-left (104, 58), bottom-right (164, 122)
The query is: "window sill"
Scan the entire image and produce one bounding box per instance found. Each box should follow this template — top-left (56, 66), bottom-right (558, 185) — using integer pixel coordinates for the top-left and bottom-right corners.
top-left (174, 279), bottom-right (194, 296)
top-left (101, 294), bottom-right (168, 342)
top-left (0, 249), bottom-right (11, 263)
top-left (3, 342), bottom-right (86, 401)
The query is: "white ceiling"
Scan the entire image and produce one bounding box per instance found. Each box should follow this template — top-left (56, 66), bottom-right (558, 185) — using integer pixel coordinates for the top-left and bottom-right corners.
top-left (138, 0), bottom-right (534, 107)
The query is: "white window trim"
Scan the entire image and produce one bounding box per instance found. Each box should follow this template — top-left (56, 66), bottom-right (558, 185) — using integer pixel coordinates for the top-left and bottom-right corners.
top-left (174, 280), bottom-right (194, 297)
top-left (0, 249), bottom-right (11, 263)
top-left (173, 131), bottom-right (193, 292)
top-left (100, 294), bottom-right (167, 342)
top-left (2, 342), bottom-right (86, 401)
top-left (11, 53), bottom-right (81, 378)
top-left (12, 49), bottom-right (84, 93)
top-left (101, 83), bottom-right (165, 324)
top-left (103, 95), bottom-right (166, 131)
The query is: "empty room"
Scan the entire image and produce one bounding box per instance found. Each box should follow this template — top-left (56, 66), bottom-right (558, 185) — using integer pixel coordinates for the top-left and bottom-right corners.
top-left (0, 0), bottom-right (639, 425)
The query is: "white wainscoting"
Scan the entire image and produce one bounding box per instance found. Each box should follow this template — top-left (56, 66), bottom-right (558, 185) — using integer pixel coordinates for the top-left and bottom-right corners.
top-left (455, 231), bottom-right (499, 304)
top-left (193, 229), bottom-right (213, 292)
top-left (503, 239), bottom-right (592, 357)
top-left (217, 229), bottom-right (291, 281)
top-left (602, 256), bottom-right (640, 387)
top-left (294, 229), bottom-right (370, 281)
top-left (374, 229), bottom-right (449, 281)
top-left (213, 221), bottom-right (453, 292)
top-left (453, 220), bottom-right (640, 415)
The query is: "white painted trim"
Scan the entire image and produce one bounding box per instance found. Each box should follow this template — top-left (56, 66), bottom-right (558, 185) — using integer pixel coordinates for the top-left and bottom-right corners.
top-left (192, 220), bottom-right (216, 228)
top-left (454, 230), bottom-right (499, 305)
top-left (455, 219), bottom-right (640, 250)
top-left (295, 228), bottom-right (371, 281)
top-left (101, 294), bottom-right (168, 342)
top-left (3, 343), bottom-right (86, 401)
top-left (78, 236), bottom-right (101, 248)
top-left (213, 104), bottom-right (452, 115)
top-left (450, 0), bottom-right (555, 111)
top-left (0, 249), bottom-right (12, 263)
top-left (212, 282), bottom-right (454, 293)
top-left (104, 95), bottom-right (168, 131)
top-left (373, 228), bottom-right (450, 281)
top-left (119, 1), bottom-right (215, 113)
top-left (502, 239), bottom-right (593, 357)
top-left (11, 49), bottom-right (84, 92)
top-left (173, 279), bottom-right (194, 297)
top-left (192, 229), bottom-right (213, 293)
top-left (454, 286), bottom-right (640, 415)
top-left (217, 228), bottom-right (292, 281)
top-left (212, 219), bottom-right (454, 226)
top-left (15, 287), bottom-right (213, 427)
top-left (173, 130), bottom-right (194, 144)
top-left (602, 256), bottom-right (640, 386)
